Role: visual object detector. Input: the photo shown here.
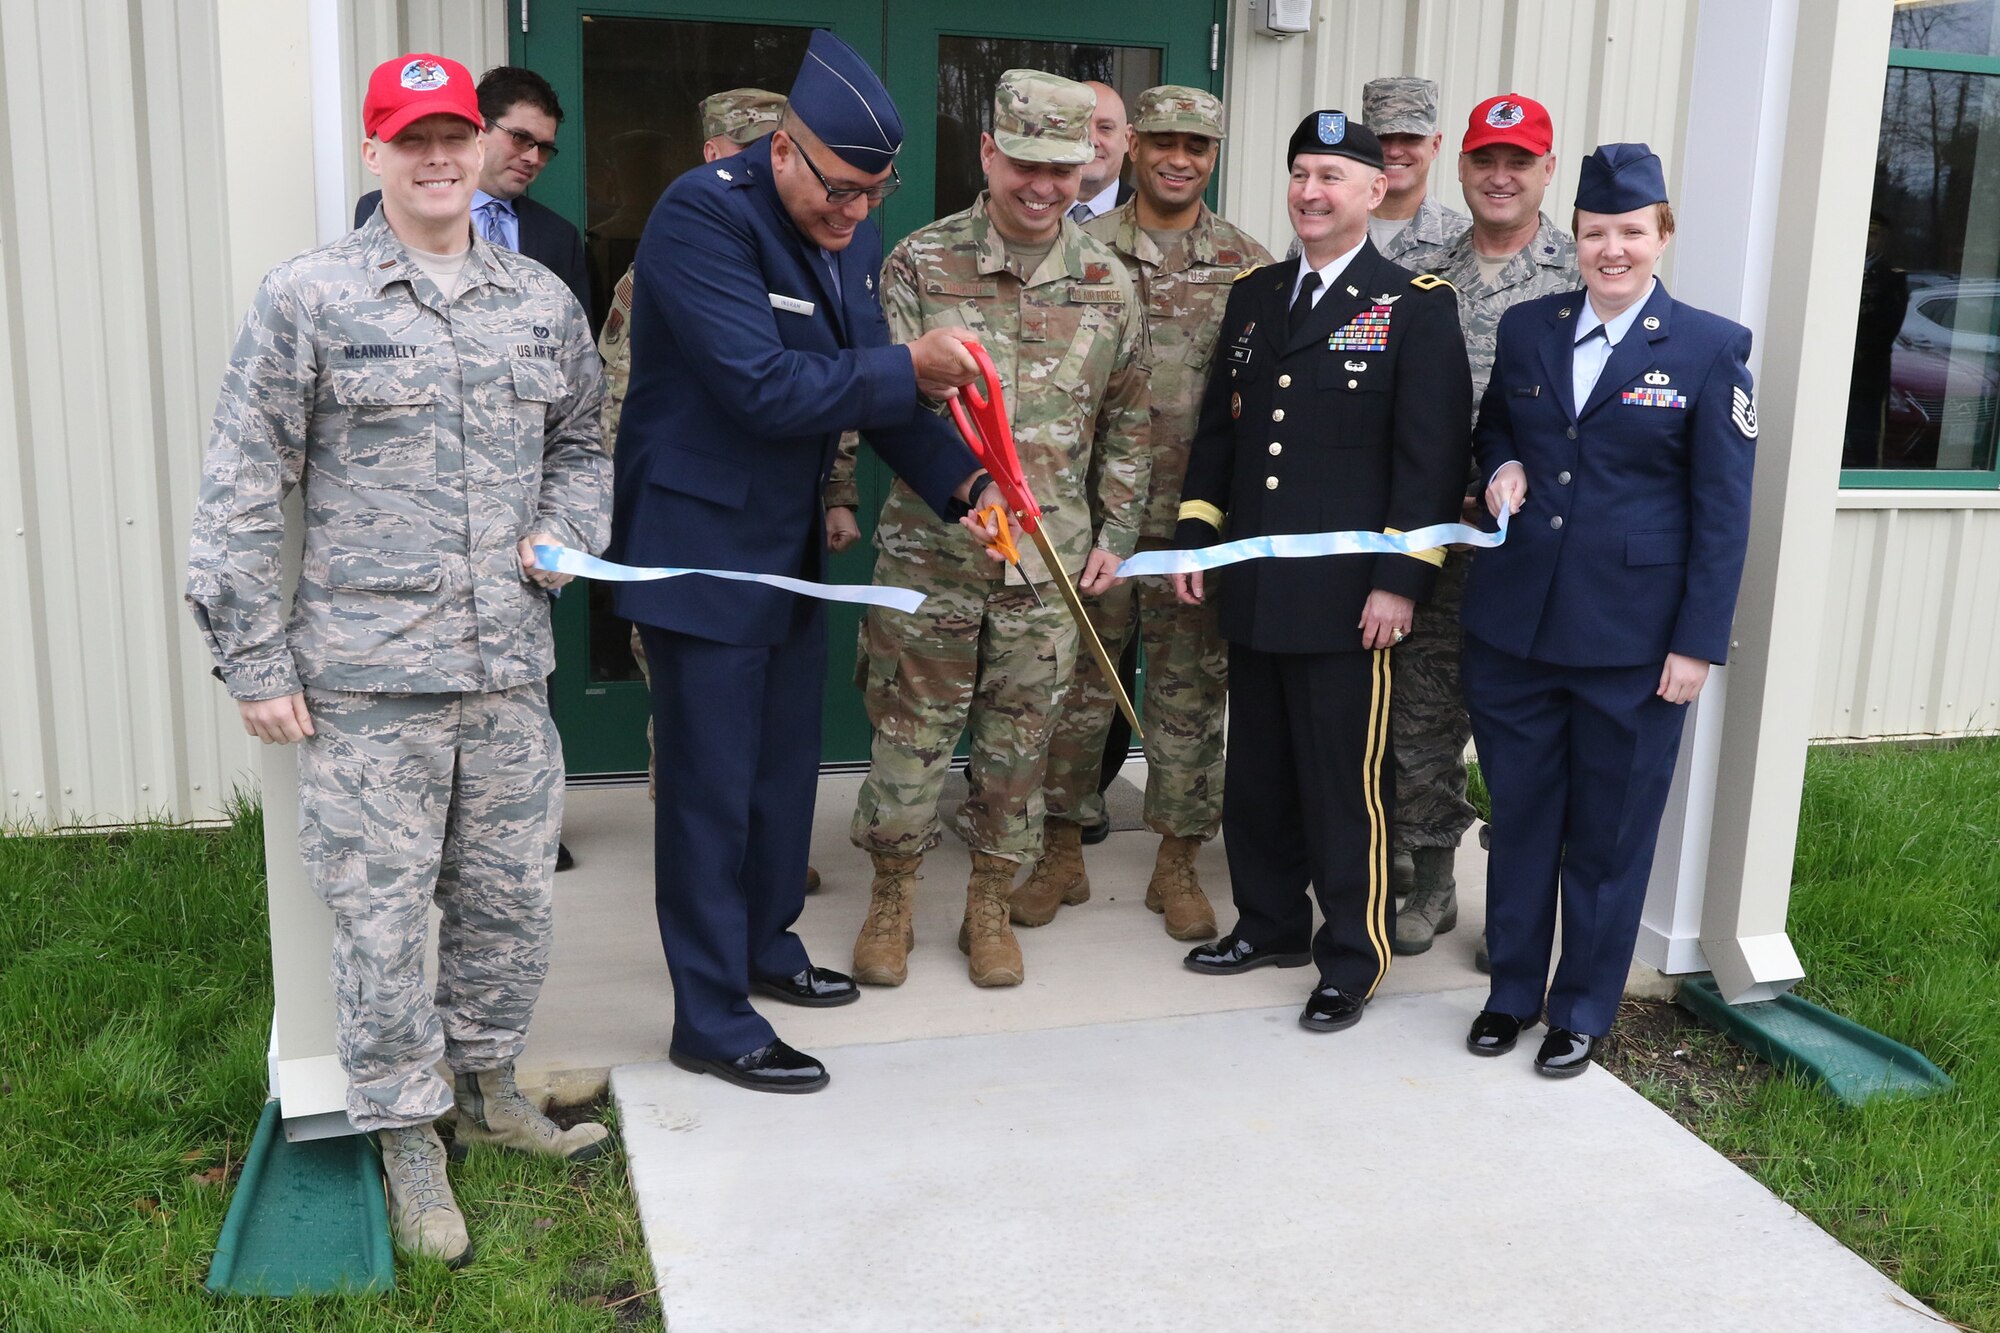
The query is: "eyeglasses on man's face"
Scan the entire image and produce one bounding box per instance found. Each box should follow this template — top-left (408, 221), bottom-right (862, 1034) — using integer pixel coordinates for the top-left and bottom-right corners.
top-left (794, 138), bottom-right (900, 205)
top-left (488, 121), bottom-right (560, 161)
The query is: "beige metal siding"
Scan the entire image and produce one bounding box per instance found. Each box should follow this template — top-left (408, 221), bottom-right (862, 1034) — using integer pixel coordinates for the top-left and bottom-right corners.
top-left (0, 0), bottom-right (506, 828)
top-left (340, 2), bottom-right (510, 207)
top-left (0, 0), bottom-right (246, 828)
top-left (1219, 0), bottom-right (1698, 266)
top-left (1815, 500), bottom-right (2000, 739)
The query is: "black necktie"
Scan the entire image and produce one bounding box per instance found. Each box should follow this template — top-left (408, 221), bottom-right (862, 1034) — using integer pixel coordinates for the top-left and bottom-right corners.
top-left (1289, 271), bottom-right (1322, 335)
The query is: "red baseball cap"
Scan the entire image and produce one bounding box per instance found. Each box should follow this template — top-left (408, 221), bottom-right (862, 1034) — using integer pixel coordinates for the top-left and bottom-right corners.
top-left (1462, 93), bottom-right (1553, 155)
top-left (364, 54), bottom-right (483, 141)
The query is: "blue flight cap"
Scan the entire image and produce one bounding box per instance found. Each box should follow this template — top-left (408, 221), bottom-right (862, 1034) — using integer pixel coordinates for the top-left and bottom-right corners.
top-left (1575, 142), bottom-right (1668, 214)
top-left (788, 29), bottom-right (903, 173)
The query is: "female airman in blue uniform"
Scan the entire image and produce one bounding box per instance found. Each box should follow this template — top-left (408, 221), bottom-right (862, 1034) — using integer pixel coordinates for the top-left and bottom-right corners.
top-left (1460, 144), bottom-right (1758, 1076)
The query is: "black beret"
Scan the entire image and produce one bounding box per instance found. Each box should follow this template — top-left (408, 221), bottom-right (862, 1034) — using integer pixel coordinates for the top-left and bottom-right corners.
top-left (1287, 111), bottom-right (1384, 170)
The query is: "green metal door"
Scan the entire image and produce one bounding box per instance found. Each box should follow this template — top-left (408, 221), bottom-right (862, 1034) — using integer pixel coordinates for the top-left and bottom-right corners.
top-left (518, 0), bottom-right (1223, 776)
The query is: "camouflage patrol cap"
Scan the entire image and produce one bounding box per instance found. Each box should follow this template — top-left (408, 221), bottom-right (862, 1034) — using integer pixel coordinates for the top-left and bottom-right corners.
top-left (699, 88), bottom-right (785, 145)
top-left (1362, 77), bottom-right (1441, 136)
top-left (991, 69), bottom-right (1095, 164)
top-left (1130, 85), bottom-right (1225, 138)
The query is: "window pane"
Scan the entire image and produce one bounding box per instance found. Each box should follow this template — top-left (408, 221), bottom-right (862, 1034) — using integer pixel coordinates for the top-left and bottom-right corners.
top-left (580, 16), bottom-right (811, 333)
top-left (1891, 1), bottom-right (2000, 58)
top-left (577, 15), bottom-right (813, 684)
top-left (1846, 65), bottom-right (2000, 473)
top-left (935, 38), bottom-right (1162, 219)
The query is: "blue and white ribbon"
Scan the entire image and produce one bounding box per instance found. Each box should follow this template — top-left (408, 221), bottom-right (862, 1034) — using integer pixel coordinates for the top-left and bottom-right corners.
top-left (532, 545), bottom-right (927, 614)
top-left (1115, 508), bottom-right (1509, 578)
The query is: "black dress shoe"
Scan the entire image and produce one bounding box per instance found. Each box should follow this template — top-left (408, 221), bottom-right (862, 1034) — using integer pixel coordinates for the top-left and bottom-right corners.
top-left (1299, 985), bottom-right (1367, 1032)
top-left (1079, 820), bottom-right (1112, 846)
top-left (669, 1039), bottom-right (829, 1093)
top-left (1184, 932), bottom-right (1313, 975)
top-left (1466, 1009), bottom-right (1536, 1057)
top-left (751, 965), bottom-right (860, 1007)
top-left (555, 842), bottom-right (575, 873)
top-left (1534, 1027), bottom-right (1598, 1078)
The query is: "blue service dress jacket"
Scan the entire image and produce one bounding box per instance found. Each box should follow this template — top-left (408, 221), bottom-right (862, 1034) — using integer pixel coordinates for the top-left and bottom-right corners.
top-left (608, 137), bottom-right (975, 645)
top-left (1462, 282), bottom-right (1757, 668)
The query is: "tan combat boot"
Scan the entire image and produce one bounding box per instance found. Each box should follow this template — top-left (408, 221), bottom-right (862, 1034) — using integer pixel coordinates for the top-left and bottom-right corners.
top-left (1010, 818), bottom-right (1089, 927)
top-left (1145, 834), bottom-right (1218, 940)
top-left (446, 1065), bottom-right (611, 1162)
top-left (853, 852), bottom-right (921, 985)
top-left (1392, 847), bottom-right (1460, 956)
top-left (958, 852), bottom-right (1025, 986)
top-left (377, 1123), bottom-right (472, 1267)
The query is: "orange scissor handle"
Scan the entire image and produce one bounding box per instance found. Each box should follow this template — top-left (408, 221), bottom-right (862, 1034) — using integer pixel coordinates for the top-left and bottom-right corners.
top-left (948, 343), bottom-right (1043, 532)
top-left (976, 502), bottom-right (1024, 567)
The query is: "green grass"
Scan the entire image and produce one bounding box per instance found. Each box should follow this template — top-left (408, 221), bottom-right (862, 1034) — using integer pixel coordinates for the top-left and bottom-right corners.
top-left (0, 803), bottom-right (657, 1331)
top-left (1660, 741), bottom-right (2000, 1330)
top-left (5, 745), bottom-right (1999, 1327)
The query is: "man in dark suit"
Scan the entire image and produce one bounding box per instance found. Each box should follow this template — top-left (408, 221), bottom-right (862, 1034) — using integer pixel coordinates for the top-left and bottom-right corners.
top-left (1171, 112), bottom-right (1472, 1033)
top-left (613, 30), bottom-right (992, 1093)
top-left (1069, 81), bottom-right (1133, 222)
top-left (356, 65), bottom-right (591, 316)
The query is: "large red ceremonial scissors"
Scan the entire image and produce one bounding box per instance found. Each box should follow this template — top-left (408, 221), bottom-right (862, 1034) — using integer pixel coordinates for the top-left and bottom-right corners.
top-left (950, 343), bottom-right (1143, 739)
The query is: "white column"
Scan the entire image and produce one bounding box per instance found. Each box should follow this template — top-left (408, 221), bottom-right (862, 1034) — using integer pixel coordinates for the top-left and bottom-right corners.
top-left (228, 0), bottom-right (353, 1140)
top-left (1638, 0), bottom-right (1895, 1001)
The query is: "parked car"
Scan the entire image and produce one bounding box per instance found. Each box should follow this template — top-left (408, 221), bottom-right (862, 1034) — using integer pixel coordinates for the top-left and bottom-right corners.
top-left (1882, 278), bottom-right (2000, 469)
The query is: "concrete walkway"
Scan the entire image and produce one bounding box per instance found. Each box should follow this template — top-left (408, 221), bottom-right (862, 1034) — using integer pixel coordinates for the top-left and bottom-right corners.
top-left (521, 773), bottom-right (1492, 1088)
top-left (524, 778), bottom-right (1939, 1331)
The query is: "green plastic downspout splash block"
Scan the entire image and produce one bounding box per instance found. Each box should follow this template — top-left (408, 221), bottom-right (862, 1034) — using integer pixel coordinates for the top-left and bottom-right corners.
top-left (1678, 974), bottom-right (1954, 1107)
top-left (206, 1100), bottom-right (395, 1296)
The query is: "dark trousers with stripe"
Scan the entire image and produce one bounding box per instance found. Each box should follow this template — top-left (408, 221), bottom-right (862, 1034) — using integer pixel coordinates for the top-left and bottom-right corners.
top-left (1221, 643), bottom-right (1395, 995)
top-left (1461, 633), bottom-right (1688, 1037)
top-left (638, 618), bottom-right (821, 1062)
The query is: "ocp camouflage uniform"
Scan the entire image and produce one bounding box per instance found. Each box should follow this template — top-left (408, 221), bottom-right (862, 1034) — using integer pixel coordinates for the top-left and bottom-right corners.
top-left (1039, 196), bottom-right (1271, 839)
top-left (600, 266), bottom-right (637, 450)
top-left (1393, 212), bottom-right (1577, 855)
top-left (186, 209), bottom-right (609, 1132)
top-left (849, 191), bottom-right (1150, 862)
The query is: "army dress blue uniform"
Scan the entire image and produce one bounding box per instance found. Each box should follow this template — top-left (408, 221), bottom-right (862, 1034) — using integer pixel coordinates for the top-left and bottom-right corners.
top-left (1464, 272), bottom-right (1757, 1042)
top-left (1177, 219), bottom-right (1472, 1005)
top-left (611, 49), bottom-right (976, 1068)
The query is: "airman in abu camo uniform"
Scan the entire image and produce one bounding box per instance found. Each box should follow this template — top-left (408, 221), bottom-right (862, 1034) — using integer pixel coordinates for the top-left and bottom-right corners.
top-left (185, 55), bottom-right (611, 1267)
top-left (1391, 92), bottom-right (1578, 964)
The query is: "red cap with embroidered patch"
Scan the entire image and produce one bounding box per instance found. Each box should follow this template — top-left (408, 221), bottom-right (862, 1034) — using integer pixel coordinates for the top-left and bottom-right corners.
top-left (364, 54), bottom-right (482, 141)
top-left (1462, 93), bottom-right (1553, 156)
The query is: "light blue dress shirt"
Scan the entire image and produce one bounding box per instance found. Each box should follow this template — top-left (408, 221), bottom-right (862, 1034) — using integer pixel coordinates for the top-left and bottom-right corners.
top-left (472, 191), bottom-right (520, 252)
top-left (1570, 276), bottom-right (1657, 409)
top-left (1491, 276), bottom-right (1659, 488)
